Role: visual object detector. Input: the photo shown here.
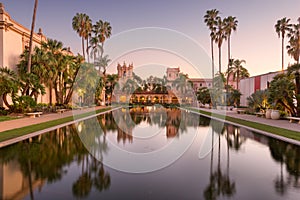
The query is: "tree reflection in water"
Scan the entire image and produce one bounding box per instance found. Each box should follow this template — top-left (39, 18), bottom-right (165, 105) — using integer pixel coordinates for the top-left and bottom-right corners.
top-left (0, 124), bottom-right (111, 199)
top-left (203, 120), bottom-right (236, 200)
top-left (269, 138), bottom-right (300, 195)
top-left (1, 108), bottom-right (300, 199)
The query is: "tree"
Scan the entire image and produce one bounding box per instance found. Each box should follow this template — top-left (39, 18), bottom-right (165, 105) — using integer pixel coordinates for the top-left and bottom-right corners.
top-left (72, 13), bottom-right (91, 60)
top-left (275, 17), bottom-right (292, 70)
top-left (204, 9), bottom-right (219, 80)
top-left (93, 20), bottom-right (112, 59)
top-left (224, 16), bottom-right (238, 90)
top-left (227, 59), bottom-right (249, 90)
top-left (247, 90), bottom-right (269, 112)
top-left (286, 19), bottom-right (300, 64)
top-left (84, 16), bottom-right (92, 63)
top-left (214, 16), bottom-right (227, 74)
top-left (0, 67), bottom-right (19, 109)
top-left (287, 63), bottom-right (300, 116)
top-left (197, 87), bottom-right (211, 105)
top-left (88, 36), bottom-right (102, 64)
top-left (105, 74), bottom-right (118, 104)
top-left (27, 0), bottom-right (38, 74)
top-left (268, 73), bottom-right (296, 116)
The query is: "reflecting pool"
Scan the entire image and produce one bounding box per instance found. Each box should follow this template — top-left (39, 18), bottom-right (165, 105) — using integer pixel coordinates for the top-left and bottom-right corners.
top-left (0, 107), bottom-right (300, 199)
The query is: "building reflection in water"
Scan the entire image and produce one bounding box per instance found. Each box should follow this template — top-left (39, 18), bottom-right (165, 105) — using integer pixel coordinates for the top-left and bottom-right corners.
top-left (1, 108), bottom-right (300, 199)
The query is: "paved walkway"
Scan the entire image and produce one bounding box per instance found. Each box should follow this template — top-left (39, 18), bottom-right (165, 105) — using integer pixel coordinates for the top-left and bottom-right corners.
top-left (0, 106), bottom-right (107, 133)
top-left (192, 107), bottom-right (300, 133)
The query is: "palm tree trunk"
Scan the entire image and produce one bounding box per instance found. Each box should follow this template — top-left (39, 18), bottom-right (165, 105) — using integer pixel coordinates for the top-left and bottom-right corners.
top-left (227, 36), bottom-right (231, 88)
top-left (237, 69), bottom-right (239, 90)
top-left (218, 45), bottom-right (222, 74)
top-left (282, 36), bottom-right (284, 71)
top-left (82, 37), bottom-right (85, 60)
top-left (49, 83), bottom-right (53, 105)
top-left (2, 94), bottom-right (11, 109)
top-left (86, 36), bottom-right (90, 63)
top-left (211, 38), bottom-right (215, 79)
top-left (27, 0), bottom-right (38, 73)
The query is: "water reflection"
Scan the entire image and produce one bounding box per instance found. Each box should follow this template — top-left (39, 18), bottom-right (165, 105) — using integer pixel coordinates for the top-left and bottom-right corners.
top-left (0, 107), bottom-right (300, 199)
top-left (0, 126), bottom-right (111, 199)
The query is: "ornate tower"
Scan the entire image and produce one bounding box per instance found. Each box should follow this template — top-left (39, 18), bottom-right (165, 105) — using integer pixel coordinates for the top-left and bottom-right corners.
top-left (166, 67), bottom-right (180, 81)
top-left (117, 62), bottom-right (133, 79)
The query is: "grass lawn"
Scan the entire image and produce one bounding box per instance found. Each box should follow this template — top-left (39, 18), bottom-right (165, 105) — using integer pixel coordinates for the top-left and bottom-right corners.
top-left (0, 116), bottom-right (17, 122)
top-left (188, 108), bottom-right (300, 141)
top-left (0, 107), bottom-right (112, 142)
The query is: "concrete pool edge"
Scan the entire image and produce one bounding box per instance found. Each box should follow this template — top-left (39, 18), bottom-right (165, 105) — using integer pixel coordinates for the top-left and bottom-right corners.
top-left (0, 107), bottom-right (121, 148)
top-left (180, 107), bottom-right (300, 146)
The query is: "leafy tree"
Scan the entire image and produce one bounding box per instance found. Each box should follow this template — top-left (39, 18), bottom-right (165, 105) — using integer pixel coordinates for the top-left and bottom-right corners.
top-left (0, 67), bottom-right (19, 109)
top-left (197, 87), bottom-right (211, 105)
top-left (268, 73), bottom-right (296, 116)
top-left (247, 90), bottom-right (269, 112)
top-left (287, 63), bottom-right (300, 116)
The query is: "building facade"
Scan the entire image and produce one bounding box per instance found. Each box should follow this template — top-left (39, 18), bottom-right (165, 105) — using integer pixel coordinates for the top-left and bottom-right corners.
top-left (239, 71), bottom-right (280, 106)
top-left (0, 3), bottom-right (47, 71)
top-left (0, 3), bottom-right (51, 106)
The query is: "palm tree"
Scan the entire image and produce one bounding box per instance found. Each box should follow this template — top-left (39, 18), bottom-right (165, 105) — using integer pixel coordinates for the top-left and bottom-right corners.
top-left (275, 17), bottom-right (292, 70)
top-left (94, 20), bottom-right (112, 58)
top-left (214, 16), bottom-right (227, 74)
top-left (287, 20), bottom-right (300, 64)
top-left (105, 74), bottom-right (118, 104)
top-left (27, 0), bottom-right (38, 73)
top-left (0, 67), bottom-right (19, 109)
top-left (84, 16), bottom-right (92, 63)
top-left (224, 16), bottom-right (238, 90)
top-left (227, 59), bottom-right (249, 90)
top-left (72, 13), bottom-right (91, 60)
top-left (204, 9), bottom-right (219, 80)
top-left (88, 36), bottom-right (103, 64)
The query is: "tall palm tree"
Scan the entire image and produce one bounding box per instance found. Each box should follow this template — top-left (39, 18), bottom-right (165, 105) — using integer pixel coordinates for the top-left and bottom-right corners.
top-left (95, 55), bottom-right (111, 105)
top-left (287, 20), bottom-right (300, 64)
top-left (27, 0), bottom-right (38, 73)
top-left (93, 20), bottom-right (112, 58)
top-left (275, 17), bottom-right (292, 70)
top-left (84, 16), bottom-right (92, 63)
top-left (88, 36), bottom-right (103, 64)
top-left (227, 59), bottom-right (249, 90)
top-left (72, 13), bottom-right (91, 60)
top-left (224, 16), bottom-right (238, 90)
top-left (214, 16), bottom-right (227, 74)
top-left (204, 9), bottom-right (219, 80)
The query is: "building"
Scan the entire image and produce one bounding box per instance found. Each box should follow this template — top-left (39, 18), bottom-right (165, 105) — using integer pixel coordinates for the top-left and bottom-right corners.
top-left (239, 71), bottom-right (280, 106)
top-left (117, 62), bottom-right (133, 79)
top-left (166, 67), bottom-right (180, 81)
top-left (189, 78), bottom-right (212, 91)
top-left (0, 3), bottom-right (51, 106)
top-left (0, 3), bottom-right (47, 71)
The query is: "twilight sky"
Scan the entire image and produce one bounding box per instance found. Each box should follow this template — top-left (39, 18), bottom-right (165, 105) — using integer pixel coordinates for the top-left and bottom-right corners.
top-left (1, 0), bottom-right (300, 77)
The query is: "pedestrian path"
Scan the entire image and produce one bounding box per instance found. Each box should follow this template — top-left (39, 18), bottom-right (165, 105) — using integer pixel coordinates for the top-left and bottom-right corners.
top-left (191, 107), bottom-right (300, 133)
top-left (0, 106), bottom-right (106, 133)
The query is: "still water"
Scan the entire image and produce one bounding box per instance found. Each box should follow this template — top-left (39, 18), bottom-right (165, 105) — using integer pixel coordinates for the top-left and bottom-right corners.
top-left (0, 107), bottom-right (300, 200)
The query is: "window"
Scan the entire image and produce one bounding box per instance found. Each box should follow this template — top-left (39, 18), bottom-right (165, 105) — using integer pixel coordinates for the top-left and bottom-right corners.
top-left (200, 83), bottom-right (202, 87)
top-left (169, 73), bottom-right (171, 77)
